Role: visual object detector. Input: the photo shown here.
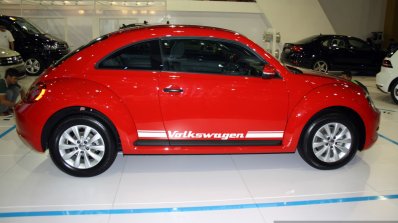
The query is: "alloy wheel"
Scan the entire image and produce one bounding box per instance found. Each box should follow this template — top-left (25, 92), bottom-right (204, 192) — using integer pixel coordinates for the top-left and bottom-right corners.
top-left (58, 125), bottom-right (105, 169)
top-left (312, 122), bottom-right (352, 163)
top-left (25, 58), bottom-right (41, 74)
top-left (313, 61), bottom-right (328, 73)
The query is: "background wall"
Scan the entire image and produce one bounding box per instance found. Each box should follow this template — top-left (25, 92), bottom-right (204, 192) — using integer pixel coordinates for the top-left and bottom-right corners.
top-left (0, 0), bottom-right (388, 57)
top-left (318, 0), bottom-right (387, 40)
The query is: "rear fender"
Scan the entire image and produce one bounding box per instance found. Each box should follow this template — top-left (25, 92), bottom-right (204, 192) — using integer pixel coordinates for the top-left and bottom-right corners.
top-left (41, 78), bottom-right (138, 153)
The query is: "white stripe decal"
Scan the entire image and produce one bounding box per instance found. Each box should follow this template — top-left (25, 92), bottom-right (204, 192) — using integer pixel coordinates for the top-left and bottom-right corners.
top-left (245, 131), bottom-right (284, 138)
top-left (137, 130), bottom-right (167, 138)
top-left (137, 130), bottom-right (284, 139)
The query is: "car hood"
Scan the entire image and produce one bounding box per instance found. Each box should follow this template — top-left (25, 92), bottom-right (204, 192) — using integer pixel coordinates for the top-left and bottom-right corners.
top-left (30, 33), bottom-right (67, 44)
top-left (0, 48), bottom-right (21, 58)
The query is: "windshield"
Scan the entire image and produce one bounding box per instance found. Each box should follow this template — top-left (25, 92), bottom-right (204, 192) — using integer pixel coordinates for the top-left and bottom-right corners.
top-left (14, 18), bottom-right (43, 35)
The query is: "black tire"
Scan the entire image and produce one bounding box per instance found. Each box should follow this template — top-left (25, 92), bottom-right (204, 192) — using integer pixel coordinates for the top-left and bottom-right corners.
top-left (25, 56), bottom-right (44, 75)
top-left (390, 80), bottom-right (398, 104)
top-left (298, 113), bottom-right (359, 170)
top-left (49, 116), bottom-right (117, 177)
top-left (312, 60), bottom-right (329, 73)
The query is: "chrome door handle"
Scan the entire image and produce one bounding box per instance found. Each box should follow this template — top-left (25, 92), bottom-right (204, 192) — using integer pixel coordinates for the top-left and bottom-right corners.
top-left (163, 88), bottom-right (183, 93)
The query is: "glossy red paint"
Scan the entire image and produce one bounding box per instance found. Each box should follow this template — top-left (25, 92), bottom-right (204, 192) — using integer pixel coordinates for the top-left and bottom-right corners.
top-left (15, 25), bottom-right (380, 157)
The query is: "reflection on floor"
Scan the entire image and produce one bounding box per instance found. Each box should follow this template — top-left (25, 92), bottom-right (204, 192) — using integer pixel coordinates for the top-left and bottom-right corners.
top-left (0, 76), bottom-right (397, 223)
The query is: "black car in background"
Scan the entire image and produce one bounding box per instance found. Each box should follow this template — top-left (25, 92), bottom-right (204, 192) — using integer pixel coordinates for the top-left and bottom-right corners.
top-left (0, 15), bottom-right (70, 75)
top-left (281, 35), bottom-right (385, 75)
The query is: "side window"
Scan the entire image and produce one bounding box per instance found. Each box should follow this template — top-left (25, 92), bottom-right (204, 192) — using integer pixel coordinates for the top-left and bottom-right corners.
top-left (348, 38), bottom-right (372, 50)
top-left (321, 39), bottom-right (330, 47)
top-left (161, 39), bottom-right (266, 77)
top-left (330, 38), bottom-right (346, 49)
top-left (98, 40), bottom-right (161, 70)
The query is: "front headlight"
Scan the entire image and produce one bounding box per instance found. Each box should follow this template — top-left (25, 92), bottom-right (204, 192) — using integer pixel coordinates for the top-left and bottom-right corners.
top-left (44, 43), bottom-right (59, 50)
top-left (365, 91), bottom-right (378, 111)
top-left (0, 56), bottom-right (23, 65)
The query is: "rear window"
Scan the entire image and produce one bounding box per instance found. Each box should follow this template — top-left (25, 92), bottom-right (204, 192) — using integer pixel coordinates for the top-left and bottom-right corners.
top-left (295, 35), bottom-right (318, 44)
top-left (387, 43), bottom-right (398, 58)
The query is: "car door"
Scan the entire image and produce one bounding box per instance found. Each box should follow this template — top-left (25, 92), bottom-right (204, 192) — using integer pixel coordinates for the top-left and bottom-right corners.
top-left (347, 37), bottom-right (378, 69)
top-left (326, 36), bottom-right (352, 70)
top-left (94, 40), bottom-right (166, 139)
top-left (158, 38), bottom-right (289, 147)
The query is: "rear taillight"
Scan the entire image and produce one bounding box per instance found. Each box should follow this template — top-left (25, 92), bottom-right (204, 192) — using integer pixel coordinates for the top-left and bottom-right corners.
top-left (24, 82), bottom-right (47, 103)
top-left (291, 45), bottom-right (303, 52)
top-left (382, 60), bottom-right (393, 68)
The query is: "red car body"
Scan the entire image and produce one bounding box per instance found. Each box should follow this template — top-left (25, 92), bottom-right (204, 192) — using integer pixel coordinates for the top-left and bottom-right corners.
top-left (15, 25), bottom-right (380, 176)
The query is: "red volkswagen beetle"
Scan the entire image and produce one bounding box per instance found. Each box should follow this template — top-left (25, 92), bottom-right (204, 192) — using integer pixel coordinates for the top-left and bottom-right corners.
top-left (15, 25), bottom-right (380, 177)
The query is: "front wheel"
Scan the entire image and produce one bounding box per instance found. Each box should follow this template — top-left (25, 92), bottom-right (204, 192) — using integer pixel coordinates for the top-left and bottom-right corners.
top-left (312, 60), bottom-right (329, 73)
top-left (298, 113), bottom-right (359, 170)
top-left (25, 56), bottom-right (44, 75)
top-left (391, 81), bottom-right (398, 104)
top-left (49, 116), bottom-right (117, 177)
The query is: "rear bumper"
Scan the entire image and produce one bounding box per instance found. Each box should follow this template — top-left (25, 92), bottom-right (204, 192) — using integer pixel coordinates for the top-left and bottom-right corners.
top-left (280, 54), bottom-right (313, 69)
top-left (15, 101), bottom-right (46, 153)
top-left (376, 67), bottom-right (396, 93)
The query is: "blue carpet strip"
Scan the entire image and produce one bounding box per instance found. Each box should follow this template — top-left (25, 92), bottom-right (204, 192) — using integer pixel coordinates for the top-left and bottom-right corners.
top-left (0, 125), bottom-right (16, 139)
top-left (0, 194), bottom-right (398, 218)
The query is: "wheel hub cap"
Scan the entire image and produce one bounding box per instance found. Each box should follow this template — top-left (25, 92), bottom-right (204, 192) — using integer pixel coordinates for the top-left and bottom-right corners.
top-left (58, 125), bottom-right (105, 169)
top-left (25, 58), bottom-right (40, 74)
top-left (312, 122), bottom-right (352, 163)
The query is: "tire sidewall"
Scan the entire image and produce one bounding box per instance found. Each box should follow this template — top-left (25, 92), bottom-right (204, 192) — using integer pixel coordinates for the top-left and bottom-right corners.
top-left (299, 114), bottom-right (359, 170)
top-left (49, 116), bottom-right (117, 177)
top-left (25, 56), bottom-right (44, 76)
top-left (391, 81), bottom-right (398, 104)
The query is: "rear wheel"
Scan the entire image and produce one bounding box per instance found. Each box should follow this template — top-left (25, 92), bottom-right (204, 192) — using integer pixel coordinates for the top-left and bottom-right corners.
top-left (49, 116), bottom-right (117, 177)
top-left (391, 81), bottom-right (398, 104)
top-left (312, 60), bottom-right (329, 73)
top-left (298, 113), bottom-right (359, 169)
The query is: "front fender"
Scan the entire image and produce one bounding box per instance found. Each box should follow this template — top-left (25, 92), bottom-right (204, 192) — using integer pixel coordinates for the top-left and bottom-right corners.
top-left (282, 82), bottom-right (375, 152)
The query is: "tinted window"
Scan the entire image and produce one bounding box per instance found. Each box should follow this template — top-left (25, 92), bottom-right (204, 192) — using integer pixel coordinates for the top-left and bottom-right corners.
top-left (161, 39), bottom-right (265, 77)
top-left (330, 38), bottom-right (346, 48)
top-left (14, 17), bottom-right (43, 35)
top-left (348, 38), bottom-right (371, 50)
top-left (321, 39), bottom-right (330, 47)
top-left (98, 40), bottom-right (161, 70)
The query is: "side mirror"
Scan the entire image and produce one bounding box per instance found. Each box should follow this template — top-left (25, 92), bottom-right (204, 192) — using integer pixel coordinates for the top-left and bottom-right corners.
top-left (262, 64), bottom-right (277, 79)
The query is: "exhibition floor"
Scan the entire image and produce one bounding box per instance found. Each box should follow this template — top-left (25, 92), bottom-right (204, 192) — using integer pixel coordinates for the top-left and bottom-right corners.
top-left (0, 76), bottom-right (397, 222)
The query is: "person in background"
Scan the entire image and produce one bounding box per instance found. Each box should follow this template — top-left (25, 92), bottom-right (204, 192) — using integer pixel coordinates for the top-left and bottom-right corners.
top-left (0, 25), bottom-right (15, 50)
top-left (339, 71), bottom-right (352, 81)
top-left (338, 71), bottom-right (369, 93)
top-left (0, 68), bottom-right (25, 116)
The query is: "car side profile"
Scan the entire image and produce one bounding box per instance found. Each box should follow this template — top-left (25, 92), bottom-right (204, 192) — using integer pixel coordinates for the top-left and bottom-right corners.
top-left (15, 25), bottom-right (380, 177)
top-left (281, 35), bottom-right (385, 74)
top-left (0, 15), bottom-right (70, 75)
top-left (376, 47), bottom-right (398, 104)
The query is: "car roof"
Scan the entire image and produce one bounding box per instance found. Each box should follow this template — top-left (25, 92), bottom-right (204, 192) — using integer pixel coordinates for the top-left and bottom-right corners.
top-left (0, 15), bottom-right (23, 20)
top-left (109, 24), bottom-right (244, 40)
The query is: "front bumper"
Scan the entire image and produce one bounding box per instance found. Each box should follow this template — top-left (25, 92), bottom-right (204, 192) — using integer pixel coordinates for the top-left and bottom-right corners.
top-left (41, 49), bottom-right (69, 65)
top-left (0, 62), bottom-right (26, 77)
